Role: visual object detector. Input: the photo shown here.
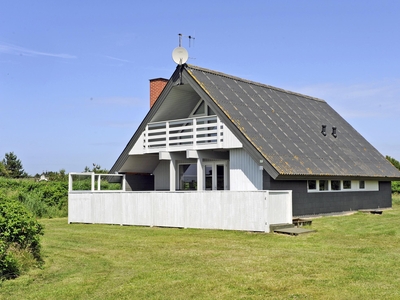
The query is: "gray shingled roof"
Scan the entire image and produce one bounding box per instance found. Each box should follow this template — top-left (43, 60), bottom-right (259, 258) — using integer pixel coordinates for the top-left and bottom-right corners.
top-left (184, 64), bottom-right (400, 179)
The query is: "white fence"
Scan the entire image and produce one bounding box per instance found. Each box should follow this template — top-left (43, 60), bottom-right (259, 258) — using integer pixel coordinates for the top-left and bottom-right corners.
top-left (68, 190), bottom-right (292, 233)
top-left (68, 172), bottom-right (126, 191)
top-left (144, 116), bottom-right (222, 152)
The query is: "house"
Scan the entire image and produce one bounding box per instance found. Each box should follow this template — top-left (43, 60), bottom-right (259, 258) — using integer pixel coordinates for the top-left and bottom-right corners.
top-left (109, 64), bottom-right (400, 215)
top-left (68, 63), bottom-right (400, 231)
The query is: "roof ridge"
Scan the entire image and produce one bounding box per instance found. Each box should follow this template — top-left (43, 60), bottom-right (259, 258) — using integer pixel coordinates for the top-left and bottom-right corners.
top-left (186, 64), bottom-right (326, 103)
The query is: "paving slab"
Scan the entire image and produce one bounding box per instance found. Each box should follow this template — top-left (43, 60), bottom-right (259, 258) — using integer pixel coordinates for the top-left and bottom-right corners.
top-left (274, 227), bottom-right (315, 236)
top-left (359, 209), bottom-right (383, 214)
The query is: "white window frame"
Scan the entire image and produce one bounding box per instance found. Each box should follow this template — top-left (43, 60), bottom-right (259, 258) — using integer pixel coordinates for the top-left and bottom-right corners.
top-left (307, 180), bottom-right (379, 193)
top-left (178, 163), bottom-right (198, 190)
top-left (203, 160), bottom-right (229, 190)
top-left (189, 99), bottom-right (217, 118)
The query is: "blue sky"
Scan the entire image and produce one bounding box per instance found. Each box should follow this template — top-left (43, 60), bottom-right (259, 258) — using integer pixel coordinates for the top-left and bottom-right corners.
top-left (1, 1), bottom-right (399, 175)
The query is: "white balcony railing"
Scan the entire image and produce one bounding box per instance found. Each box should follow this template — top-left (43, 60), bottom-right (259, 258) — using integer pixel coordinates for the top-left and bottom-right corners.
top-left (143, 116), bottom-right (224, 152)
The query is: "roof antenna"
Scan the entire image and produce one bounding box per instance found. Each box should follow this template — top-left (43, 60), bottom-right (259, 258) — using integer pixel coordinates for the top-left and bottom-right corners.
top-left (172, 33), bottom-right (190, 65)
top-left (172, 33), bottom-right (193, 85)
top-left (188, 35), bottom-right (195, 47)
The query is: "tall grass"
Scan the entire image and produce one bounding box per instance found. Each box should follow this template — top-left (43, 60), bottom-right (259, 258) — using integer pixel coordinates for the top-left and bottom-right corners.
top-left (0, 177), bottom-right (121, 219)
top-left (392, 192), bottom-right (400, 205)
top-left (0, 177), bottom-right (68, 218)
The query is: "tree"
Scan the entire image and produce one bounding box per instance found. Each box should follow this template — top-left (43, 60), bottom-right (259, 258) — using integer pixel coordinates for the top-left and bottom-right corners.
top-left (84, 163), bottom-right (109, 174)
top-left (35, 169), bottom-right (68, 182)
top-left (386, 156), bottom-right (400, 193)
top-left (1, 152), bottom-right (27, 178)
top-left (386, 155), bottom-right (400, 171)
top-left (0, 161), bottom-right (9, 177)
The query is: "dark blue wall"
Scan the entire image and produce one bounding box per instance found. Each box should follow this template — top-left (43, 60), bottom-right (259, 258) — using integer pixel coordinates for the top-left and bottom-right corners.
top-left (125, 174), bottom-right (154, 191)
top-left (263, 172), bottom-right (392, 216)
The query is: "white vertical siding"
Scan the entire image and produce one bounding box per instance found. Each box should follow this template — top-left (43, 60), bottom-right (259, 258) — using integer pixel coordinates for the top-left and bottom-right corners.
top-left (265, 191), bottom-right (293, 226)
top-left (153, 161), bottom-right (170, 190)
top-left (230, 148), bottom-right (262, 190)
top-left (129, 132), bottom-right (144, 155)
top-left (223, 127), bottom-right (242, 148)
top-left (68, 190), bottom-right (293, 232)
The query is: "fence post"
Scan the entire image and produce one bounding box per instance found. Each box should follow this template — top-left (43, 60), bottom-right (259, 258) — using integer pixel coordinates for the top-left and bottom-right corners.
top-left (98, 174), bottom-right (101, 191)
top-left (91, 172), bottom-right (95, 192)
top-left (193, 118), bottom-right (197, 148)
top-left (217, 117), bottom-right (221, 148)
top-left (166, 121), bottom-right (170, 151)
top-left (144, 125), bottom-right (148, 153)
top-left (68, 173), bottom-right (73, 192)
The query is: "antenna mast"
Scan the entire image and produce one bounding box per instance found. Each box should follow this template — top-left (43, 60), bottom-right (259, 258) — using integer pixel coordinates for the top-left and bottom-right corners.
top-left (172, 33), bottom-right (195, 84)
top-left (178, 33), bottom-right (195, 48)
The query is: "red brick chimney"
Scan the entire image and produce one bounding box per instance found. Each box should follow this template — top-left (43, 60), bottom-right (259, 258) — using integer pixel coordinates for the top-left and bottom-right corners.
top-left (149, 78), bottom-right (168, 108)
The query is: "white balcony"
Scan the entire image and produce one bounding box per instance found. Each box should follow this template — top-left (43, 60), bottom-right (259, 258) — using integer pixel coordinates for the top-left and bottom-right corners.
top-left (129, 116), bottom-right (242, 154)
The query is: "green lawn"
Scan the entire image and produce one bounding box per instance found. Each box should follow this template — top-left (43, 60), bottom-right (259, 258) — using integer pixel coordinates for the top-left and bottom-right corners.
top-left (2, 197), bottom-right (400, 299)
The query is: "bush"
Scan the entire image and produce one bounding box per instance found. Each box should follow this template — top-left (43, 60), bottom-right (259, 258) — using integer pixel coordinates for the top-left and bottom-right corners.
top-left (0, 196), bottom-right (44, 280)
top-left (392, 181), bottom-right (400, 194)
top-left (393, 193), bottom-right (400, 206)
top-left (0, 177), bottom-right (68, 218)
top-left (0, 240), bottom-right (20, 279)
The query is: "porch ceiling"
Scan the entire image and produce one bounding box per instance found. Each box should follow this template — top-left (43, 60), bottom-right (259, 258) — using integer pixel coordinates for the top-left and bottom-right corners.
top-left (119, 154), bottom-right (159, 174)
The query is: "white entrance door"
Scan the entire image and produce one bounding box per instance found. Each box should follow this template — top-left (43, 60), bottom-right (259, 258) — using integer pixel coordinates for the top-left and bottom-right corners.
top-left (204, 161), bottom-right (228, 190)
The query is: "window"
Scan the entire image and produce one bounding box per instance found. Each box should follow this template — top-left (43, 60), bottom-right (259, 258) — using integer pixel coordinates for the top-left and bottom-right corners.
top-left (331, 180), bottom-right (341, 190)
top-left (359, 181), bottom-right (365, 189)
top-left (190, 100), bottom-right (216, 117)
top-left (179, 164), bottom-right (197, 190)
top-left (319, 180), bottom-right (329, 191)
top-left (193, 101), bottom-right (205, 115)
top-left (308, 180), bottom-right (316, 190)
top-left (343, 180), bottom-right (351, 189)
top-left (204, 161), bottom-right (228, 190)
top-left (308, 179), bottom-right (377, 193)
top-left (208, 106), bottom-right (216, 116)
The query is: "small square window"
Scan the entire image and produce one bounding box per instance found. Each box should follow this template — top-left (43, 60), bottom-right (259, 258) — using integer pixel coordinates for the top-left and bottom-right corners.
top-left (319, 180), bottom-right (329, 191)
top-left (359, 181), bottom-right (365, 189)
top-left (308, 180), bottom-right (316, 190)
top-left (343, 180), bottom-right (351, 189)
top-left (331, 180), bottom-right (341, 190)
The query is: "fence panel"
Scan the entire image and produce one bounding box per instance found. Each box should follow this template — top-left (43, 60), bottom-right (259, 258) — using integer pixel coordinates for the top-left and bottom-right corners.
top-left (68, 190), bottom-right (292, 232)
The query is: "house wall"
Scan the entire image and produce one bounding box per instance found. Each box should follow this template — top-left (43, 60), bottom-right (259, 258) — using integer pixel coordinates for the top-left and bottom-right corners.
top-left (125, 174), bottom-right (154, 191)
top-left (230, 148), bottom-right (262, 190)
top-left (153, 160), bottom-right (170, 191)
top-left (263, 172), bottom-right (392, 216)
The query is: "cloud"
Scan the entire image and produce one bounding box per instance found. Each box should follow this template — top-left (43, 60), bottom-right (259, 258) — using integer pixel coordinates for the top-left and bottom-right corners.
top-left (99, 54), bottom-right (133, 63)
top-left (89, 96), bottom-right (147, 107)
top-left (291, 79), bottom-right (400, 119)
top-left (0, 42), bottom-right (76, 59)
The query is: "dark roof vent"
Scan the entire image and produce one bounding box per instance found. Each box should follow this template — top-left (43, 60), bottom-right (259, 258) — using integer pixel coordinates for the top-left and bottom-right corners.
top-left (332, 126), bottom-right (337, 138)
top-left (321, 125), bottom-right (327, 136)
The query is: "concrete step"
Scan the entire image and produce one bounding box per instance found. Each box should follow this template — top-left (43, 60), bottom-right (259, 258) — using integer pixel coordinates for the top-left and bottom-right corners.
top-left (274, 227), bottom-right (316, 236)
top-left (270, 223), bottom-right (294, 232)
